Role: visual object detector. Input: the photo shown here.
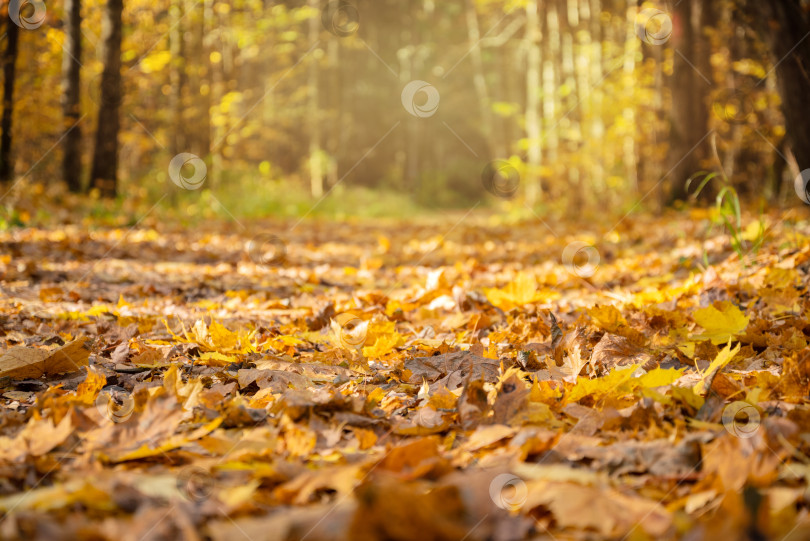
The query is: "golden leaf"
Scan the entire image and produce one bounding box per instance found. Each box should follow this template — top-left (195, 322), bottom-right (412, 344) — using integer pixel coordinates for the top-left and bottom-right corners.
top-left (692, 302), bottom-right (749, 344)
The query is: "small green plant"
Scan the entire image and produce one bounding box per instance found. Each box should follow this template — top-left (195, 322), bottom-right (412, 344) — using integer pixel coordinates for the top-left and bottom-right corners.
top-left (686, 133), bottom-right (766, 265)
top-left (686, 171), bottom-right (765, 265)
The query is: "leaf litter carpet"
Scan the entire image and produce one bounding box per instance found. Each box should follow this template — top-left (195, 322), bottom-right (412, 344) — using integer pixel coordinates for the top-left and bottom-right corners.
top-left (0, 211), bottom-right (810, 540)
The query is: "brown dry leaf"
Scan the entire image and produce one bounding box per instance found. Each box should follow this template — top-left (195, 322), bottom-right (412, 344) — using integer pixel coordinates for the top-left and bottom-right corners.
top-left (701, 436), bottom-right (781, 493)
top-left (0, 414), bottom-right (73, 461)
top-left (774, 350), bottom-right (810, 399)
top-left (457, 378), bottom-right (491, 429)
top-left (564, 434), bottom-right (706, 476)
top-left (350, 475), bottom-right (471, 541)
top-left (522, 480), bottom-right (673, 537)
top-left (237, 369), bottom-right (310, 392)
top-left (378, 437), bottom-right (451, 480)
top-left (590, 333), bottom-right (654, 373)
top-left (207, 504), bottom-right (355, 541)
top-left (461, 424), bottom-right (517, 452)
top-left (492, 371), bottom-right (531, 425)
top-left (275, 463), bottom-right (363, 505)
top-left (0, 337), bottom-right (90, 379)
top-left (404, 351), bottom-right (500, 385)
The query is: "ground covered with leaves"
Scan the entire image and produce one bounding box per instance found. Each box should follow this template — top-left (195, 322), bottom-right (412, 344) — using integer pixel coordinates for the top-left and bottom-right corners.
top-left (1, 209), bottom-right (810, 540)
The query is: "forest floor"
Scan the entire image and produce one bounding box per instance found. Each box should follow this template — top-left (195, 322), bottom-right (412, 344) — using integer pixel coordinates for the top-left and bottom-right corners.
top-left (1, 209), bottom-right (810, 540)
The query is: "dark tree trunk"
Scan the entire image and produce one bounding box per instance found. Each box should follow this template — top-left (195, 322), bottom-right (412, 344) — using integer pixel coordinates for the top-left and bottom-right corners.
top-left (62, 0), bottom-right (83, 192)
top-left (0, 17), bottom-right (19, 183)
top-left (169, 0), bottom-right (186, 157)
top-left (90, 0), bottom-right (123, 198)
top-left (187, 0), bottom-right (209, 157)
top-left (666, 0), bottom-right (712, 203)
top-left (747, 0), bottom-right (810, 174)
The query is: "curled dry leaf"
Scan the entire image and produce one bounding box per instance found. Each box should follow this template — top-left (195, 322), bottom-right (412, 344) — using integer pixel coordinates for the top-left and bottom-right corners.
top-left (590, 333), bottom-right (655, 374)
top-left (0, 337), bottom-right (90, 379)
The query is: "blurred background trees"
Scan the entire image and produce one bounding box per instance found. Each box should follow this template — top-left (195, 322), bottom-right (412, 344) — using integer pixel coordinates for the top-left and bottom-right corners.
top-left (0, 0), bottom-right (807, 217)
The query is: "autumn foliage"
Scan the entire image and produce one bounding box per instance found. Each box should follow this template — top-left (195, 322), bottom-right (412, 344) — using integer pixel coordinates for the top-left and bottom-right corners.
top-left (0, 210), bottom-right (809, 540)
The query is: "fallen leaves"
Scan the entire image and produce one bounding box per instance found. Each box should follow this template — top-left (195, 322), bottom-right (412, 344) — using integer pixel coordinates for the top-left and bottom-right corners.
top-left (1, 214), bottom-right (810, 539)
top-left (0, 337), bottom-right (90, 379)
top-left (692, 301), bottom-right (750, 344)
top-left (188, 319), bottom-right (255, 354)
top-left (522, 478), bottom-right (673, 537)
top-left (693, 341), bottom-right (741, 395)
top-left (484, 270), bottom-right (558, 310)
top-left (590, 332), bottom-right (656, 373)
top-left (403, 351), bottom-right (500, 387)
top-left (0, 414), bottom-right (73, 461)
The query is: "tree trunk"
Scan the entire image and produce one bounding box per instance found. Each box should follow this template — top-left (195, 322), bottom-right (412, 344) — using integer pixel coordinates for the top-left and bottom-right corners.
top-left (586, 0), bottom-right (604, 198)
top-left (619, 0), bottom-right (638, 196)
top-left (90, 0), bottom-right (123, 198)
top-left (464, 0), bottom-right (501, 159)
top-left (524, 0), bottom-right (542, 205)
top-left (206, 0), bottom-right (223, 186)
top-left (0, 17), bottom-right (20, 183)
top-left (307, 0), bottom-right (323, 198)
top-left (636, 0), bottom-right (667, 209)
top-left (187, 0), bottom-right (210, 158)
top-left (62, 0), bottom-right (83, 192)
top-left (666, 0), bottom-right (711, 203)
top-left (326, 38), bottom-right (340, 187)
top-left (169, 0), bottom-right (186, 157)
top-left (560, 0), bottom-right (584, 209)
top-left (542, 0), bottom-right (559, 176)
top-left (747, 0), bottom-right (810, 174)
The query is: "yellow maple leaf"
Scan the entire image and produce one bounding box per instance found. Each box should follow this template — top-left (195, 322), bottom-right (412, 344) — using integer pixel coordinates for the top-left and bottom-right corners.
top-left (364, 319), bottom-right (398, 346)
top-left (671, 385), bottom-right (705, 410)
top-left (267, 335), bottom-right (307, 352)
top-left (764, 267), bottom-right (799, 289)
top-left (362, 331), bottom-right (404, 359)
top-left (692, 301), bottom-right (749, 344)
top-left (485, 271), bottom-right (557, 311)
top-left (638, 367), bottom-right (686, 388)
top-left (208, 321), bottom-right (239, 350)
top-left (182, 319), bottom-right (254, 354)
top-left (588, 305), bottom-right (628, 332)
top-left (197, 351), bottom-right (239, 366)
top-left (567, 365), bottom-right (639, 403)
top-left (693, 341), bottom-right (741, 395)
top-left (107, 418), bottom-right (222, 463)
top-left (75, 366), bottom-right (107, 404)
top-left (163, 364), bottom-right (204, 408)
